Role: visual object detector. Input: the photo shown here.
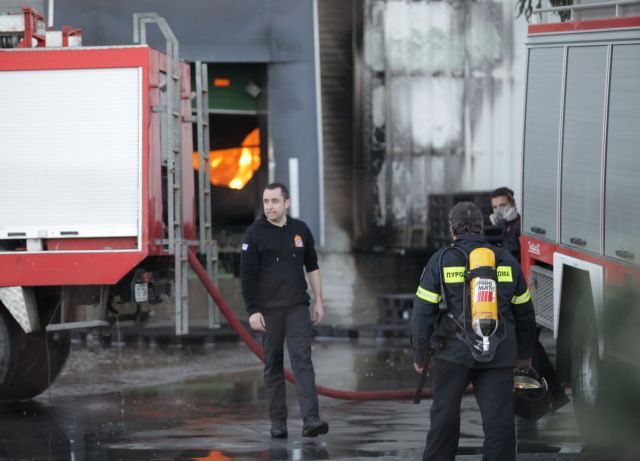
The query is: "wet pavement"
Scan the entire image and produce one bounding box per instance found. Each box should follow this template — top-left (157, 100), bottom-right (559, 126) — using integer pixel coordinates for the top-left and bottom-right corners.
top-left (0, 333), bottom-right (638, 460)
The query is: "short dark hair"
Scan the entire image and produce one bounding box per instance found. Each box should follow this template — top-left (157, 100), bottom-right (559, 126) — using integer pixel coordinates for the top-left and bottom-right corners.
top-left (265, 182), bottom-right (290, 200)
top-left (490, 186), bottom-right (515, 205)
top-left (449, 201), bottom-right (483, 236)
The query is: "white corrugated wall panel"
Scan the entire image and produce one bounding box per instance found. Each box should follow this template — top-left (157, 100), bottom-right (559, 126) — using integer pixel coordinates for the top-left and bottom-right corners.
top-left (0, 67), bottom-right (141, 239)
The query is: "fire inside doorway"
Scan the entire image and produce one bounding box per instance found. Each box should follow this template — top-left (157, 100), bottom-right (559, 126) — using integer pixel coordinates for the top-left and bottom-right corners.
top-left (191, 63), bottom-right (268, 281)
top-left (192, 63), bottom-right (268, 229)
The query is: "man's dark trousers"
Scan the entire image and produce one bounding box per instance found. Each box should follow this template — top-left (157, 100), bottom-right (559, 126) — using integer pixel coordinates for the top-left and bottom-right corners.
top-left (261, 304), bottom-right (318, 422)
top-left (424, 359), bottom-right (516, 461)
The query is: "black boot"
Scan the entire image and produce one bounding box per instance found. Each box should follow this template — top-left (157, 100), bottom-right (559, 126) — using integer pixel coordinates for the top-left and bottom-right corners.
top-left (270, 420), bottom-right (288, 438)
top-left (302, 416), bottom-right (329, 437)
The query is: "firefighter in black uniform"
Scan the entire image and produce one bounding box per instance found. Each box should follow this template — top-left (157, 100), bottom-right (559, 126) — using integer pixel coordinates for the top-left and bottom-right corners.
top-left (410, 202), bottom-right (536, 461)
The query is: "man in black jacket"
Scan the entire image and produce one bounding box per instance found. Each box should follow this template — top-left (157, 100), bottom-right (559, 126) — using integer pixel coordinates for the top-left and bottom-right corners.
top-left (240, 182), bottom-right (328, 439)
top-left (411, 202), bottom-right (536, 461)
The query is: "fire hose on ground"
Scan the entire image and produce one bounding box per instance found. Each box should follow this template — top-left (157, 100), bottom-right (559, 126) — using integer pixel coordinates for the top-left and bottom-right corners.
top-left (187, 248), bottom-right (436, 401)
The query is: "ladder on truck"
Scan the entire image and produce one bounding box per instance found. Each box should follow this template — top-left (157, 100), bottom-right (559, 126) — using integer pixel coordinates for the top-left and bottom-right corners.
top-left (133, 14), bottom-right (219, 335)
top-left (194, 60), bottom-right (221, 329)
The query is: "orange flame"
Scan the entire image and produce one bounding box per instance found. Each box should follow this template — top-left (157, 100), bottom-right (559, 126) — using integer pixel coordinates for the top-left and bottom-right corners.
top-left (193, 128), bottom-right (261, 190)
top-left (192, 450), bottom-right (231, 461)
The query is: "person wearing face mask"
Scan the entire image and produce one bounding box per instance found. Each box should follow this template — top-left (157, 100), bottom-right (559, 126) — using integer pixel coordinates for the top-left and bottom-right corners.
top-left (489, 187), bottom-right (521, 262)
top-left (489, 187), bottom-right (570, 414)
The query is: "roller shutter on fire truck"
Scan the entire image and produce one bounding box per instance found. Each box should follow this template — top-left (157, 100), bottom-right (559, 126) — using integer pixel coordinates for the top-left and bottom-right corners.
top-left (523, 36), bottom-right (640, 262)
top-left (0, 67), bottom-right (142, 242)
top-left (604, 44), bottom-right (640, 261)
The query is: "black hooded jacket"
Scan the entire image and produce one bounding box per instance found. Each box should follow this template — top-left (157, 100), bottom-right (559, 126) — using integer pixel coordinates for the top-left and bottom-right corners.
top-left (240, 215), bottom-right (319, 315)
top-left (501, 214), bottom-right (522, 262)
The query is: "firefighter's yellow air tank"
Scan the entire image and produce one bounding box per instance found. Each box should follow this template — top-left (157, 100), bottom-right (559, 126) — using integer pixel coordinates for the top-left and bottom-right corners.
top-left (469, 247), bottom-right (498, 352)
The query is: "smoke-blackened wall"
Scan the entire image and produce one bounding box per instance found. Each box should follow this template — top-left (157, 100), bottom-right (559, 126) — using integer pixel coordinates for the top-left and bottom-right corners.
top-left (354, 0), bottom-right (527, 250)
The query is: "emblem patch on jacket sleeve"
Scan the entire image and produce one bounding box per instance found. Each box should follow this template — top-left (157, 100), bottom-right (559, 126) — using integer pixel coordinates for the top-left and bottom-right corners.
top-left (294, 234), bottom-right (304, 248)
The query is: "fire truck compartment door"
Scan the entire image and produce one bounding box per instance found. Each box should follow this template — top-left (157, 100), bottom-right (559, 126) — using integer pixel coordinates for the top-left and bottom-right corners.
top-left (0, 67), bottom-right (141, 240)
top-left (522, 46), bottom-right (564, 243)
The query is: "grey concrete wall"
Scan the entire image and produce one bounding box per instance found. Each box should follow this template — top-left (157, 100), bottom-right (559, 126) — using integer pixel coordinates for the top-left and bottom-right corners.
top-left (54, 0), bottom-right (317, 62)
top-left (316, 0), bottom-right (355, 323)
top-left (0, 0), bottom-right (44, 10)
top-left (318, 0), bottom-right (353, 253)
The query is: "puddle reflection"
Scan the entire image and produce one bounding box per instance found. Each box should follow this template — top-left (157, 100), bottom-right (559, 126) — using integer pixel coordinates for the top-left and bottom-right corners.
top-left (0, 339), bottom-right (622, 460)
top-left (0, 401), bottom-right (71, 460)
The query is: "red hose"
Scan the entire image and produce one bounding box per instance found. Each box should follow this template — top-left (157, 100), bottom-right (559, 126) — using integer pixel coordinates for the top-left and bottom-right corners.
top-left (187, 249), bottom-right (434, 401)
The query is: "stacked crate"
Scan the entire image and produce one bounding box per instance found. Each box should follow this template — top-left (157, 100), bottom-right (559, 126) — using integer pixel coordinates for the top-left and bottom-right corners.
top-left (376, 293), bottom-right (414, 337)
top-left (428, 191), bottom-right (497, 250)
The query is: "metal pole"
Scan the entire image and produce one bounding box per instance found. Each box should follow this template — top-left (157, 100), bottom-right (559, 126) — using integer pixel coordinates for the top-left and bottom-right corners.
top-left (47, 0), bottom-right (54, 27)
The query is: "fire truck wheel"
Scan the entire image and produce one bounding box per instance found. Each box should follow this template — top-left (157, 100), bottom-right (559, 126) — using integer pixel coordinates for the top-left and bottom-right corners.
top-left (571, 305), bottom-right (640, 442)
top-left (0, 307), bottom-right (70, 401)
top-left (571, 307), bottom-right (602, 435)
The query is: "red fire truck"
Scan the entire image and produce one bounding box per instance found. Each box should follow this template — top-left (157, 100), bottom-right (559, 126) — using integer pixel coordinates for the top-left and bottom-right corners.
top-left (520, 1), bottom-right (640, 435)
top-left (0, 8), bottom-right (217, 400)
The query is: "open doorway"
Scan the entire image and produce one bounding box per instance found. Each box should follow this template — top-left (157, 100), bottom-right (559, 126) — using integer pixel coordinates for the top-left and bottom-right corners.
top-left (192, 63), bottom-right (268, 226)
top-left (192, 63), bottom-right (268, 276)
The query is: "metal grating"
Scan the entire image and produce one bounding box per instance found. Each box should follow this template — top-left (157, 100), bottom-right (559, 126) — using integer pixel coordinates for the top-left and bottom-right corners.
top-left (530, 265), bottom-right (554, 330)
top-left (573, 0), bottom-right (640, 20)
top-left (376, 293), bottom-right (413, 338)
top-left (533, 0), bottom-right (640, 23)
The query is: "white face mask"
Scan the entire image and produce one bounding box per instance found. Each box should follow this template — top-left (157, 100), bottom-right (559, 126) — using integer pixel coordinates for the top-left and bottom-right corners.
top-left (490, 205), bottom-right (518, 225)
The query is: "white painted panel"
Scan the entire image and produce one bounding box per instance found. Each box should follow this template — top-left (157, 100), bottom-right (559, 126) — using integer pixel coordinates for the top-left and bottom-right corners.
top-left (553, 252), bottom-right (604, 358)
top-left (288, 157), bottom-right (300, 218)
top-left (0, 67), bottom-right (141, 238)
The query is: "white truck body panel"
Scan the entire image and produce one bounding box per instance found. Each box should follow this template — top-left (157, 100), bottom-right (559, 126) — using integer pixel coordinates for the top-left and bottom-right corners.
top-left (552, 253), bottom-right (604, 358)
top-left (0, 66), bottom-right (142, 240)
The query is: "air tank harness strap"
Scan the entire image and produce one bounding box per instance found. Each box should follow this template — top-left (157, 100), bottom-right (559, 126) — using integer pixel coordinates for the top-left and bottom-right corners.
top-left (465, 266), bottom-right (497, 282)
top-left (437, 245), bottom-right (469, 315)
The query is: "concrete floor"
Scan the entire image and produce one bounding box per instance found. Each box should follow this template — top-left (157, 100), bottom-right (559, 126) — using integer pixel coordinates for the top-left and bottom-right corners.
top-left (0, 333), bottom-right (636, 460)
